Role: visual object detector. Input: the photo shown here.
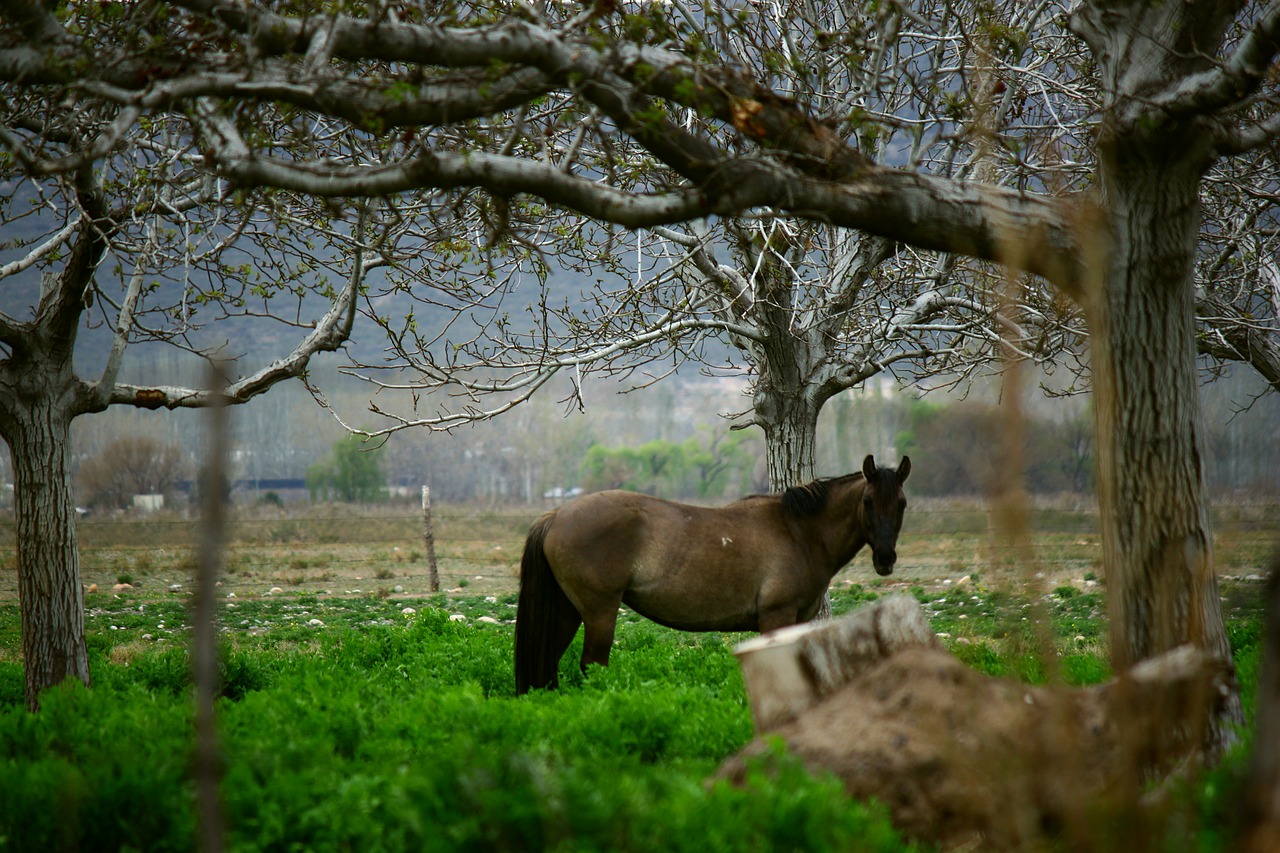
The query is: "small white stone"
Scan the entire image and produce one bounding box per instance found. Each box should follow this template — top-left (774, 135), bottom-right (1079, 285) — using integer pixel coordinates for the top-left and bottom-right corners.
top-left (449, 614), bottom-right (467, 622)
top-left (401, 607), bottom-right (417, 616)
top-left (268, 587), bottom-right (284, 595)
top-left (308, 618), bottom-right (324, 627)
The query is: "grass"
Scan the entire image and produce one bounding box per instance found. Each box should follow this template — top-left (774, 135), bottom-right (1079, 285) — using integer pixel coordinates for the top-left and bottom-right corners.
top-left (0, 595), bottom-right (924, 852)
top-left (0, 581), bottom-right (1267, 851)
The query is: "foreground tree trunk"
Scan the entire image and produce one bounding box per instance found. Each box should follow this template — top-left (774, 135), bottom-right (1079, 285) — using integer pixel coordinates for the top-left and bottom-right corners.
top-left (1091, 151), bottom-right (1238, 726)
top-left (1074, 1), bottom-right (1244, 746)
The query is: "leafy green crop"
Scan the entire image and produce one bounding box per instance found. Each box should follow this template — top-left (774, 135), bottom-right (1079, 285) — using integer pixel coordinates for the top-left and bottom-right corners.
top-left (0, 597), bottom-right (925, 852)
top-left (0, 582), bottom-right (1267, 852)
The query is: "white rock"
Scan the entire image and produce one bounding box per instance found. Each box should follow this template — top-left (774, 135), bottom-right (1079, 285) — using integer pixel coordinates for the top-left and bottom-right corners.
top-left (269, 587), bottom-right (284, 595)
top-left (402, 607), bottom-right (417, 616)
top-left (449, 614), bottom-right (467, 622)
top-left (394, 585), bottom-right (404, 594)
top-left (477, 616), bottom-right (501, 624)
top-left (308, 618), bottom-right (324, 627)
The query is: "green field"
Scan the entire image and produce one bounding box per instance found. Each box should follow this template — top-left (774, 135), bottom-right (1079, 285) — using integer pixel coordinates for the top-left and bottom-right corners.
top-left (0, 508), bottom-right (1273, 851)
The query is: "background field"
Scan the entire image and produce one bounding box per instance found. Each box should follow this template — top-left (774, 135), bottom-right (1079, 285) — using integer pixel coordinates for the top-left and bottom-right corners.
top-left (0, 498), bottom-right (1273, 604)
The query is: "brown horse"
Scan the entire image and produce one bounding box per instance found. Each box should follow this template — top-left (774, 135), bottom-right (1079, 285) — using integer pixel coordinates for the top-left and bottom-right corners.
top-left (514, 453), bottom-right (911, 694)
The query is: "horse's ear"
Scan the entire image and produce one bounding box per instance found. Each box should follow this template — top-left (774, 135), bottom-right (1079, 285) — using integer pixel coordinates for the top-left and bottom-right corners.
top-left (897, 456), bottom-right (911, 484)
top-left (862, 454), bottom-right (876, 480)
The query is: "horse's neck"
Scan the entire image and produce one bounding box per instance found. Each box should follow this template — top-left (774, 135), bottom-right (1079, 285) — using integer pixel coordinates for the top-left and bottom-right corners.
top-left (818, 482), bottom-right (868, 567)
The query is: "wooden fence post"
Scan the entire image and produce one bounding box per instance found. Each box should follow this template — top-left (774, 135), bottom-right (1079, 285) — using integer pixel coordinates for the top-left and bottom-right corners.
top-left (422, 486), bottom-right (440, 592)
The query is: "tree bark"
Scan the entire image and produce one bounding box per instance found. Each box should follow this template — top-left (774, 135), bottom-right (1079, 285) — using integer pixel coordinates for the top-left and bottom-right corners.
top-left (0, 175), bottom-right (105, 711)
top-left (757, 387), bottom-right (821, 493)
top-left (1081, 0), bottom-right (1245, 745)
top-left (7, 395), bottom-right (89, 709)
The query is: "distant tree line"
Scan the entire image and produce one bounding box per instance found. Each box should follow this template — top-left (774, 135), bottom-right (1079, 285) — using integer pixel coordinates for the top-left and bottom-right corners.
top-left (896, 400), bottom-right (1095, 497)
top-left (64, 367), bottom-right (1278, 510)
top-left (577, 431), bottom-right (758, 499)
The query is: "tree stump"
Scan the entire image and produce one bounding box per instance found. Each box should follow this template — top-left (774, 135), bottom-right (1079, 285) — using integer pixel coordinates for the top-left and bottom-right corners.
top-left (734, 593), bottom-right (939, 731)
top-left (721, 595), bottom-right (1232, 850)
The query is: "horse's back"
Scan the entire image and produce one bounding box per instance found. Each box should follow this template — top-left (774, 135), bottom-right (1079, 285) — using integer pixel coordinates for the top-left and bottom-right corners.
top-left (545, 490), bottom-right (763, 559)
top-left (543, 490), bottom-right (791, 632)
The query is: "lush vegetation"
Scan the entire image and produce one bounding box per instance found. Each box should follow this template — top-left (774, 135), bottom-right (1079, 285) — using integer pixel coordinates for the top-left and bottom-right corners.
top-left (0, 576), bottom-right (1267, 852)
top-left (306, 435), bottom-right (388, 504)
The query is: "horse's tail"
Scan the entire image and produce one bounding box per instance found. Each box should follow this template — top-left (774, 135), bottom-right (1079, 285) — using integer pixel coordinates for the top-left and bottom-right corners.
top-left (515, 512), bottom-right (575, 695)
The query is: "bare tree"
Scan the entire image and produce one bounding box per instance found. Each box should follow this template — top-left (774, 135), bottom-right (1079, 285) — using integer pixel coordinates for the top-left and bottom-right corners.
top-left (0, 2), bottom-right (373, 708)
top-left (337, 0), bottom-right (1089, 498)
top-left (76, 436), bottom-right (189, 510)
top-left (1195, 149), bottom-right (1280, 392)
top-left (5, 0), bottom-right (1280, 745)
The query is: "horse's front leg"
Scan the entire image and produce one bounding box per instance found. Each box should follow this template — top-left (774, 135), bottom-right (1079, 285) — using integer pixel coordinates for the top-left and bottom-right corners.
top-left (757, 604), bottom-right (803, 635)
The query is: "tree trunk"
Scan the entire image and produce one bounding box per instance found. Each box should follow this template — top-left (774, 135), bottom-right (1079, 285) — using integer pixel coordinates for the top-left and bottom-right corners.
top-left (1091, 128), bottom-right (1243, 746)
top-left (7, 397), bottom-right (89, 710)
top-left (755, 382), bottom-right (836, 619)
top-left (758, 388), bottom-right (821, 493)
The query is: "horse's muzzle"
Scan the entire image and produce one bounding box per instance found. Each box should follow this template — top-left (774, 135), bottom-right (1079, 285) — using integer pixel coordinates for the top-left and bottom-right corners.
top-left (873, 550), bottom-right (897, 576)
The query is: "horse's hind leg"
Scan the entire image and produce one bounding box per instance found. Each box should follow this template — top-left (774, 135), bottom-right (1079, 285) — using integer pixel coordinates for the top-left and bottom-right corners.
top-left (579, 601), bottom-right (622, 673)
top-left (545, 609), bottom-right (583, 689)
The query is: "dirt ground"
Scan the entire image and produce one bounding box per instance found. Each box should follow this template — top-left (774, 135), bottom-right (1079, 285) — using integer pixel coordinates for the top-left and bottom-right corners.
top-left (0, 503), bottom-right (1274, 605)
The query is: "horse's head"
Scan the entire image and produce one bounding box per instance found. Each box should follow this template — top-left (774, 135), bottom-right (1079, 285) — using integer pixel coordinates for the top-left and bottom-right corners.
top-left (861, 453), bottom-right (911, 576)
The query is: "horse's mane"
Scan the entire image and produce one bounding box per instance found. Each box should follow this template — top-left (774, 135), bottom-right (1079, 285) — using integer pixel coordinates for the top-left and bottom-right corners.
top-left (780, 473), bottom-right (862, 517)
